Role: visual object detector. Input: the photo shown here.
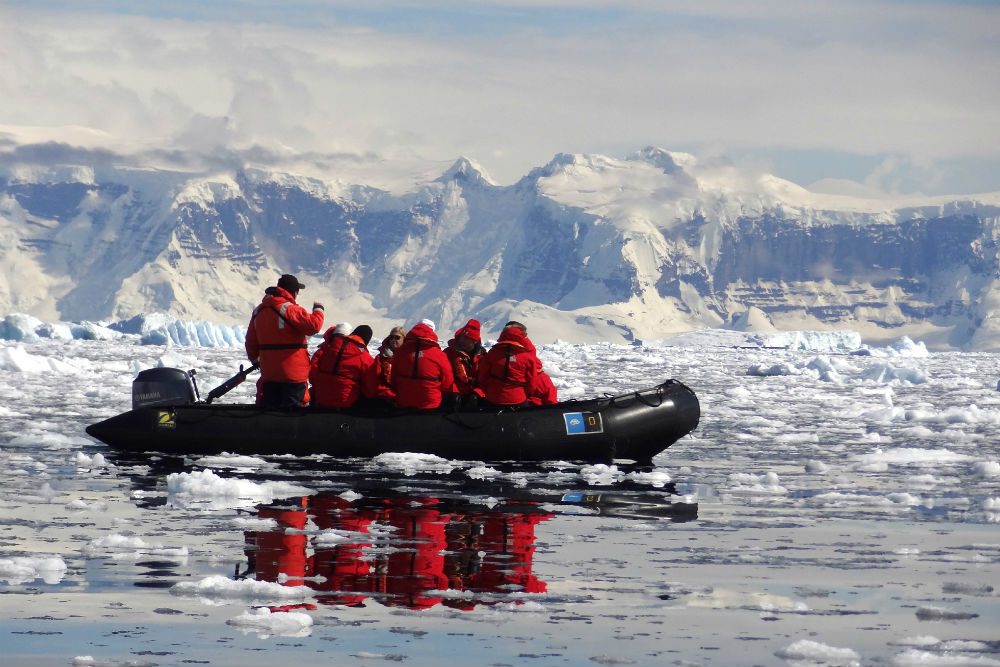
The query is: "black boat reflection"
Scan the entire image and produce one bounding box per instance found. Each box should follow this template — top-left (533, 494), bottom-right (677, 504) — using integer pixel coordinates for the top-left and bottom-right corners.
top-left (242, 493), bottom-right (552, 610)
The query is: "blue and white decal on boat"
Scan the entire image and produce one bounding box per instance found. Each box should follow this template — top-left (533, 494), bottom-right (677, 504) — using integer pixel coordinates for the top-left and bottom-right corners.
top-left (563, 411), bottom-right (603, 435)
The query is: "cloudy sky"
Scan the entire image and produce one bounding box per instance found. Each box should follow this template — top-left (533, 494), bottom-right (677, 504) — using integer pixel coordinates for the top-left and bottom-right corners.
top-left (1, 0), bottom-right (998, 194)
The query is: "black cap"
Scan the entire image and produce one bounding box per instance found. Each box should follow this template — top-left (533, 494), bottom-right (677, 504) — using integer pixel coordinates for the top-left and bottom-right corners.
top-left (277, 274), bottom-right (305, 292)
top-left (352, 325), bottom-right (373, 346)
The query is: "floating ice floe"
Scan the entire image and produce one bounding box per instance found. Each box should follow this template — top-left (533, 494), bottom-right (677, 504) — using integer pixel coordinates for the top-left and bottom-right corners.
top-left (82, 534), bottom-right (189, 561)
top-left (774, 639), bottom-right (860, 667)
top-left (166, 469), bottom-right (315, 510)
top-left (747, 362), bottom-right (801, 377)
top-left (0, 555), bottom-right (67, 585)
top-left (626, 468), bottom-right (672, 487)
top-left (231, 516), bottom-right (279, 531)
top-left (751, 330), bottom-right (862, 352)
top-left (580, 463), bottom-right (625, 486)
top-left (852, 448), bottom-right (974, 468)
top-left (0, 345), bottom-right (92, 374)
top-left (192, 453), bottom-right (274, 470)
top-left (860, 362), bottom-right (928, 386)
top-left (370, 452), bottom-right (456, 476)
top-left (226, 607), bottom-right (313, 638)
top-left (72, 451), bottom-right (109, 469)
top-left (747, 355), bottom-right (850, 383)
top-left (807, 491), bottom-right (922, 508)
top-left (1, 314), bottom-right (120, 342)
top-left (465, 465), bottom-right (503, 480)
top-left (805, 460), bottom-right (829, 474)
top-left (2, 312), bottom-right (250, 348)
top-left (882, 336), bottom-right (930, 358)
top-left (728, 471), bottom-right (788, 495)
top-left (891, 648), bottom-right (1000, 666)
top-left (110, 313), bottom-right (247, 347)
top-left (171, 574), bottom-right (316, 603)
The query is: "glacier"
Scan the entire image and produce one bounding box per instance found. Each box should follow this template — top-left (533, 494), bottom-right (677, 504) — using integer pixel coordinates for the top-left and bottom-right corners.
top-left (2, 146), bottom-right (999, 349)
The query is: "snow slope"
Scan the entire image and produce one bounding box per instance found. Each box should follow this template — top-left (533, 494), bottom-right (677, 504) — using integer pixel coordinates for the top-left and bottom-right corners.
top-left (2, 147), bottom-right (999, 348)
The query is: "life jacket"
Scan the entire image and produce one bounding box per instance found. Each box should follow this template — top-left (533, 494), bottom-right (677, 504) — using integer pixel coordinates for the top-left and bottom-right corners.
top-left (245, 286), bottom-right (324, 384)
top-left (363, 353), bottom-right (395, 401)
top-left (309, 332), bottom-right (373, 409)
top-left (445, 342), bottom-right (484, 396)
top-left (391, 323), bottom-right (454, 409)
top-left (477, 327), bottom-right (541, 406)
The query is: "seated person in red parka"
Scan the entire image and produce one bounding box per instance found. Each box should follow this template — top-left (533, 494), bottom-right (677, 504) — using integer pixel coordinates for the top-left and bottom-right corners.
top-left (309, 324), bottom-right (373, 409)
top-left (391, 319), bottom-right (454, 409)
top-left (477, 321), bottom-right (557, 406)
top-left (528, 367), bottom-right (559, 405)
top-left (362, 325), bottom-right (404, 404)
top-left (445, 319), bottom-right (485, 400)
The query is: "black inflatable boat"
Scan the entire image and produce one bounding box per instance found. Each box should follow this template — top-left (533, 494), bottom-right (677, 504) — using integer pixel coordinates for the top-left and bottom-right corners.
top-left (85, 367), bottom-right (700, 463)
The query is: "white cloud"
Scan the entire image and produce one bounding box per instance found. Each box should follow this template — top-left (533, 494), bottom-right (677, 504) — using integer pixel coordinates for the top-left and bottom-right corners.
top-left (0, 1), bottom-right (998, 189)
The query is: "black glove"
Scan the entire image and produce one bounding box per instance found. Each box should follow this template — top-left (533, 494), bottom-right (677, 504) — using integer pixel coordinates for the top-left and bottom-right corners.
top-left (313, 302), bottom-right (324, 311)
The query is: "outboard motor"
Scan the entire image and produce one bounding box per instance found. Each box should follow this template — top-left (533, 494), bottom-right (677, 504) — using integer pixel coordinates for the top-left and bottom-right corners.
top-left (132, 368), bottom-right (198, 410)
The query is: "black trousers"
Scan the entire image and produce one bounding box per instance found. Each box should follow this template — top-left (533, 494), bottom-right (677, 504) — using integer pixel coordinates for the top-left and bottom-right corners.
top-left (258, 382), bottom-right (307, 409)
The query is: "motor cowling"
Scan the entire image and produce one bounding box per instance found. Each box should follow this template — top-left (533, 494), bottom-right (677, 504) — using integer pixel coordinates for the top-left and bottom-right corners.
top-left (132, 367), bottom-right (197, 410)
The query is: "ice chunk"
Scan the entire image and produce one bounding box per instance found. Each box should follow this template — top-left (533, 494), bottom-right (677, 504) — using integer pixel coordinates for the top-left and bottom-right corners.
top-left (226, 607), bottom-right (313, 638)
top-left (805, 460), bottom-right (829, 474)
top-left (884, 336), bottom-right (930, 358)
top-left (972, 461), bottom-right (1000, 478)
top-left (0, 345), bottom-right (90, 374)
top-left (109, 313), bottom-right (246, 348)
top-left (172, 574), bottom-right (316, 602)
top-left (853, 448), bottom-right (973, 467)
top-left (861, 362), bottom-right (927, 385)
top-left (0, 555), bottom-right (67, 585)
top-left (774, 639), bottom-right (860, 666)
top-left (747, 362), bottom-right (801, 377)
top-left (751, 330), bottom-right (862, 352)
top-left (370, 452), bottom-right (456, 476)
top-left (166, 469), bottom-right (315, 510)
top-left (580, 463), bottom-right (625, 486)
top-left (0, 313), bottom-right (45, 341)
top-left (83, 533), bottom-right (188, 561)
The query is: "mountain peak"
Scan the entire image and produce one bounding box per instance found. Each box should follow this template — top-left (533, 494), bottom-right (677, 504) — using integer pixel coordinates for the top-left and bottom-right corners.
top-left (629, 146), bottom-right (696, 175)
top-left (436, 157), bottom-right (495, 186)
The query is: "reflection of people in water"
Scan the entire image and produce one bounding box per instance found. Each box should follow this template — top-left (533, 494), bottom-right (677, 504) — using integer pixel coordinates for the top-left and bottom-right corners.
top-left (241, 494), bottom-right (552, 610)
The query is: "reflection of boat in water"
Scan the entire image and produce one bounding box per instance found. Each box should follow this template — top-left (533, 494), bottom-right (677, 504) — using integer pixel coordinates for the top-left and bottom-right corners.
top-left (86, 368), bottom-right (700, 464)
top-left (243, 494), bottom-right (552, 610)
top-left (240, 490), bottom-right (696, 611)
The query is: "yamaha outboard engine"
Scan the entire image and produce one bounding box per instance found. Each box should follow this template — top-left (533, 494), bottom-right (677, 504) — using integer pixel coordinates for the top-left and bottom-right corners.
top-left (132, 368), bottom-right (198, 410)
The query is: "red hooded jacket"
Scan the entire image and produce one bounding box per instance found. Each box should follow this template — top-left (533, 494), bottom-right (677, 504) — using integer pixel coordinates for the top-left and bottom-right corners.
top-left (391, 323), bottom-right (454, 409)
top-left (529, 369), bottom-right (558, 405)
top-left (477, 327), bottom-right (545, 406)
top-left (246, 286), bottom-right (324, 383)
top-left (309, 331), bottom-right (373, 409)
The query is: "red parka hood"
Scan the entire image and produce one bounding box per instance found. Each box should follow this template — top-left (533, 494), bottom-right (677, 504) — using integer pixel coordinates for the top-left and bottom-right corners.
top-left (405, 323), bottom-right (438, 344)
top-left (262, 285), bottom-right (297, 307)
top-left (497, 327), bottom-right (535, 353)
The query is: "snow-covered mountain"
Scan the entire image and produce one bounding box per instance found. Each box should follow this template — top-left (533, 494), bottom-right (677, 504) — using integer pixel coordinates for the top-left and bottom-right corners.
top-left (2, 147), bottom-right (999, 349)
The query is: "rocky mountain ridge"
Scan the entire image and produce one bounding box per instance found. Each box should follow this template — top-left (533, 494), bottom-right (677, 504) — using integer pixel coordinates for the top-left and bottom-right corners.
top-left (2, 147), bottom-right (999, 348)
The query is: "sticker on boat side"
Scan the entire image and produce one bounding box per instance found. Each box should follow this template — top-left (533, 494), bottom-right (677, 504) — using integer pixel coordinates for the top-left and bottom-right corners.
top-left (564, 411), bottom-right (603, 435)
top-left (157, 410), bottom-right (176, 429)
